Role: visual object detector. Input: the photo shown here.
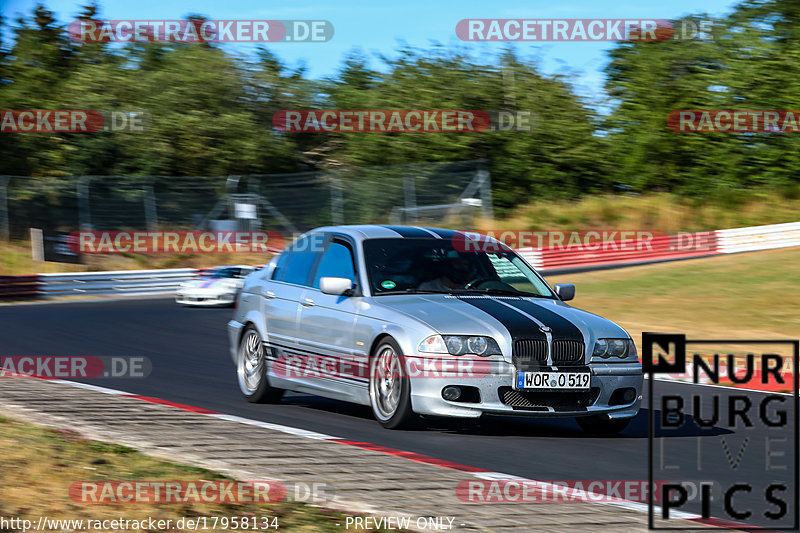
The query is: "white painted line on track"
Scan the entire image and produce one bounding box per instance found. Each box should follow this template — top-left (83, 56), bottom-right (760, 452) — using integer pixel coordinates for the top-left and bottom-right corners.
top-left (209, 413), bottom-right (341, 441)
top-left (50, 380), bottom-right (133, 395)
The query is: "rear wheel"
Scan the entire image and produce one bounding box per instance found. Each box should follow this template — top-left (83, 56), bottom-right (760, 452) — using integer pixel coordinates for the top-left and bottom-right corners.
top-left (368, 338), bottom-right (419, 429)
top-left (576, 414), bottom-right (631, 435)
top-left (237, 325), bottom-right (284, 403)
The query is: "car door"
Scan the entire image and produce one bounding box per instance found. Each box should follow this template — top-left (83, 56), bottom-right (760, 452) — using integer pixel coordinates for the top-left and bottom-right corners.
top-left (295, 235), bottom-right (364, 399)
top-left (261, 234), bottom-right (324, 375)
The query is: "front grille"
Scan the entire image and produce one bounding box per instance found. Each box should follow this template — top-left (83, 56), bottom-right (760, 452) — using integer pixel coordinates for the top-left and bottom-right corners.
top-left (513, 339), bottom-right (585, 368)
top-left (513, 339), bottom-right (547, 372)
top-left (552, 340), bottom-right (585, 365)
top-left (514, 339), bottom-right (547, 362)
top-left (498, 386), bottom-right (600, 411)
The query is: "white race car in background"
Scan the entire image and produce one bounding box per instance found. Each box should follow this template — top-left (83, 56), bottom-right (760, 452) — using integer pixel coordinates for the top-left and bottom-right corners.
top-left (176, 265), bottom-right (257, 307)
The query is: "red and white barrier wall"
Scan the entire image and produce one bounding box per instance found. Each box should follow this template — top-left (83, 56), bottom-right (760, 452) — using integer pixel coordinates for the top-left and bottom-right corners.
top-left (521, 221), bottom-right (800, 273)
top-left (716, 221), bottom-right (800, 254)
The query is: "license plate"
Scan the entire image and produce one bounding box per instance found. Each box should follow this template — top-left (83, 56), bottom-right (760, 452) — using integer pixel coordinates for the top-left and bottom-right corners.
top-left (516, 371), bottom-right (590, 390)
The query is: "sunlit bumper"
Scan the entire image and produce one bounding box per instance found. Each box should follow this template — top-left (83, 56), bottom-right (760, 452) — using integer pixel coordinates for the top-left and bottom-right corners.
top-left (176, 288), bottom-right (237, 306)
top-left (409, 360), bottom-right (643, 419)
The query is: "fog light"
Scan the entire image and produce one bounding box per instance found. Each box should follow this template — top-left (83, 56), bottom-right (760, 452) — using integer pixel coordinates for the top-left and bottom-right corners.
top-left (442, 386), bottom-right (461, 401)
top-left (609, 387), bottom-right (637, 406)
top-left (623, 389), bottom-right (636, 403)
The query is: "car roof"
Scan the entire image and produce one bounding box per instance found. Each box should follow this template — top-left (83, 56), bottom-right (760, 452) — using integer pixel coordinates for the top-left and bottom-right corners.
top-left (307, 225), bottom-right (466, 243)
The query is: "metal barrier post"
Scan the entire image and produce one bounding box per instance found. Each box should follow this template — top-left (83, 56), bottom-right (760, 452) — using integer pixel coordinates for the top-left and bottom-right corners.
top-left (330, 173), bottom-right (344, 225)
top-left (477, 168), bottom-right (493, 221)
top-left (0, 176), bottom-right (9, 241)
top-left (78, 176), bottom-right (92, 231)
top-left (403, 174), bottom-right (417, 224)
top-left (144, 182), bottom-right (158, 231)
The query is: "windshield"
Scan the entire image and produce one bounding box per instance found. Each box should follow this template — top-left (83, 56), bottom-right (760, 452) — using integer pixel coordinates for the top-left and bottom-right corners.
top-left (209, 267), bottom-right (251, 279)
top-left (363, 238), bottom-right (554, 298)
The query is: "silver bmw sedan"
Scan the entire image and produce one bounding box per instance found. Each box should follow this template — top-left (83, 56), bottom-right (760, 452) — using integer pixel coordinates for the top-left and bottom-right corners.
top-left (228, 225), bottom-right (643, 432)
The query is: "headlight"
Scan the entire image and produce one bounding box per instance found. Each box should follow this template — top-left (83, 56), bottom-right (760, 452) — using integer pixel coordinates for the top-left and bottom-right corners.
top-left (593, 339), bottom-right (608, 357)
top-left (419, 335), bottom-right (447, 353)
top-left (593, 338), bottom-right (636, 359)
top-left (445, 336), bottom-right (464, 354)
top-left (467, 336), bottom-right (488, 355)
top-left (418, 335), bottom-right (501, 357)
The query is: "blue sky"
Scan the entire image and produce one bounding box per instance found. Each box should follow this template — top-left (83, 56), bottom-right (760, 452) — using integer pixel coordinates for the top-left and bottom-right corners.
top-left (2, 0), bottom-right (741, 106)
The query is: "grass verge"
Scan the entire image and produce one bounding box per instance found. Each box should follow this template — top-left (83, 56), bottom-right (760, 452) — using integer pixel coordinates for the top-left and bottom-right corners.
top-left (481, 192), bottom-right (800, 233)
top-left (0, 416), bottom-right (404, 532)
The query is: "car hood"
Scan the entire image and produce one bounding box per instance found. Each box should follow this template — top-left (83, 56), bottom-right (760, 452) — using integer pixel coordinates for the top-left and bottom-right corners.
top-left (373, 294), bottom-right (628, 352)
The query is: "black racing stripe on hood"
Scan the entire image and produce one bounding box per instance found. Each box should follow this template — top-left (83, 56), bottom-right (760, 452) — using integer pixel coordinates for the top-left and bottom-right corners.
top-left (499, 299), bottom-right (583, 341)
top-left (426, 228), bottom-right (457, 239)
top-left (454, 296), bottom-right (545, 341)
top-left (379, 225), bottom-right (434, 238)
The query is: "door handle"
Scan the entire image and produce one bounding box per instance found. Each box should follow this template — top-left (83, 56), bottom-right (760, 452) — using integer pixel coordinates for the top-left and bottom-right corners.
top-left (301, 297), bottom-right (315, 307)
top-left (263, 290), bottom-right (275, 299)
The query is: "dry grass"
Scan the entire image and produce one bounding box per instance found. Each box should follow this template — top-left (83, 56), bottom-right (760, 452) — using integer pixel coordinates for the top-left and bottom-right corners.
top-left (480, 192), bottom-right (800, 233)
top-left (0, 416), bottom-right (403, 532)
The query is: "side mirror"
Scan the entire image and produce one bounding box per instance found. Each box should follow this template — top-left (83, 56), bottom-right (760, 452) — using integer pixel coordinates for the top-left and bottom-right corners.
top-left (554, 283), bottom-right (575, 301)
top-left (320, 277), bottom-right (354, 296)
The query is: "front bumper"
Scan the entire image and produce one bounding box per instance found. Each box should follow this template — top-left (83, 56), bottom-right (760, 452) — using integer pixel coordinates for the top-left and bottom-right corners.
top-left (227, 320), bottom-right (245, 364)
top-left (409, 360), bottom-right (643, 419)
top-left (176, 288), bottom-right (237, 306)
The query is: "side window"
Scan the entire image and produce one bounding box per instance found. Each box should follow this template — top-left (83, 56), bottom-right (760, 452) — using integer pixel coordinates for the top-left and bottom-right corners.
top-left (313, 241), bottom-right (356, 288)
top-left (271, 253), bottom-right (290, 280)
top-left (278, 234), bottom-right (325, 286)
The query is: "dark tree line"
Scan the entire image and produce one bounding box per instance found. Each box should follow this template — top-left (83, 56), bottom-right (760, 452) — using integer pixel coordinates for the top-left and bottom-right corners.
top-left (1, 1), bottom-right (799, 210)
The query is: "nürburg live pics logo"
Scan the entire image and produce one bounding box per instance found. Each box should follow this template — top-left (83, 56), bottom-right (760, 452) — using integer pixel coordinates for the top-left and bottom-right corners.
top-left (644, 333), bottom-right (798, 530)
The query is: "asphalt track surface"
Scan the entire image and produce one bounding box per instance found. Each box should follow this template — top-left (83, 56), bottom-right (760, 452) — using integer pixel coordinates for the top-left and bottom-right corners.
top-left (1, 297), bottom-right (797, 529)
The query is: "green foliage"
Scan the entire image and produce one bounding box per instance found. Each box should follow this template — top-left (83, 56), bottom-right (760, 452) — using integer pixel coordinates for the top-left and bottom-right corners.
top-left (603, 3), bottom-right (800, 200)
top-left (1, 1), bottom-right (800, 209)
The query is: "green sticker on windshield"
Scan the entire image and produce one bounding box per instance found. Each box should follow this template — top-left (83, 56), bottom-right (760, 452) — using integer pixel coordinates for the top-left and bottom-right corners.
top-left (381, 280), bottom-right (396, 290)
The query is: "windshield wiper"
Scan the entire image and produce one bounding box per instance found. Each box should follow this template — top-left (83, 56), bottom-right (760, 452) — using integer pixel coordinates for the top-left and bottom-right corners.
top-left (377, 288), bottom-right (453, 295)
top-left (464, 287), bottom-right (551, 298)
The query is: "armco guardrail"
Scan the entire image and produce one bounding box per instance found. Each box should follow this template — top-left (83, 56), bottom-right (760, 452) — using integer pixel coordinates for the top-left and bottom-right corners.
top-left (38, 268), bottom-right (197, 299)
top-left (0, 275), bottom-right (41, 300)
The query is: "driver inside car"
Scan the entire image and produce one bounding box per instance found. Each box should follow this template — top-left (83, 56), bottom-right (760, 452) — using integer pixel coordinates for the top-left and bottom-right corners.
top-left (418, 253), bottom-right (475, 291)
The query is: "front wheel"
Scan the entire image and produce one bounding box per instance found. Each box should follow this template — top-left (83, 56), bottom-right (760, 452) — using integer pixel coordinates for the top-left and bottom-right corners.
top-left (576, 414), bottom-right (631, 435)
top-left (368, 338), bottom-right (419, 429)
top-left (237, 325), bottom-right (284, 403)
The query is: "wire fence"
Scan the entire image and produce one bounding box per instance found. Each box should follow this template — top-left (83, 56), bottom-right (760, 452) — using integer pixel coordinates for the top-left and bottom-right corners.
top-left (0, 160), bottom-right (492, 240)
